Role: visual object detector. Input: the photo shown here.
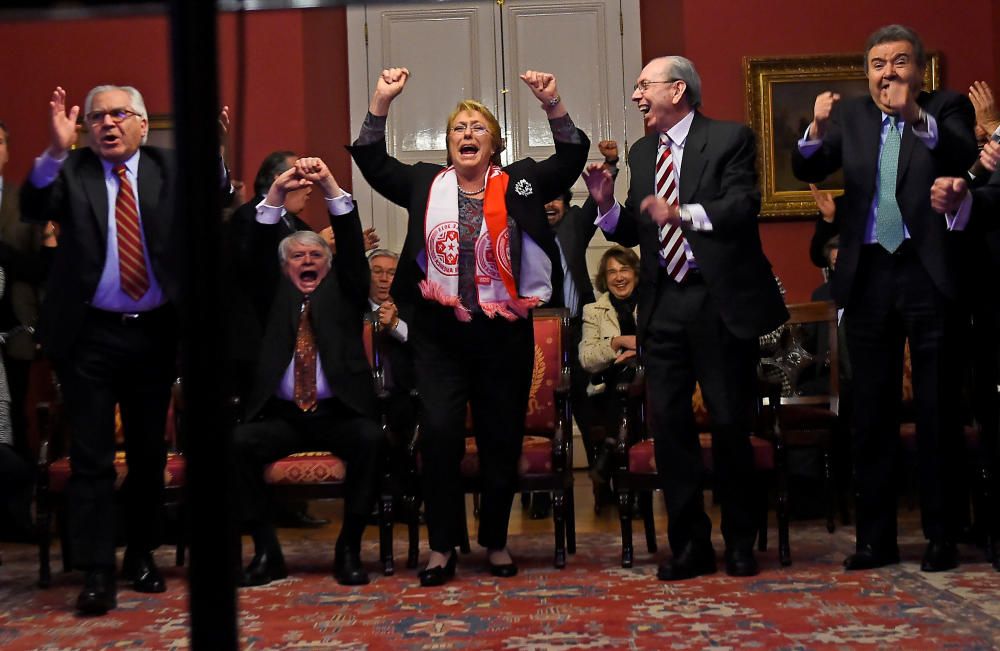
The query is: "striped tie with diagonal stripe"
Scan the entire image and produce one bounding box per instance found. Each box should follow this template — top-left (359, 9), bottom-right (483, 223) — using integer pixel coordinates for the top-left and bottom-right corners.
top-left (113, 164), bottom-right (150, 301)
top-left (655, 133), bottom-right (689, 282)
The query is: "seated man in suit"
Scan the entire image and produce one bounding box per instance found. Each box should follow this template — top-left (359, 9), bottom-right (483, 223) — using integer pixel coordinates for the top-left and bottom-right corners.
top-left (232, 156), bottom-right (382, 587)
top-left (366, 248), bottom-right (415, 435)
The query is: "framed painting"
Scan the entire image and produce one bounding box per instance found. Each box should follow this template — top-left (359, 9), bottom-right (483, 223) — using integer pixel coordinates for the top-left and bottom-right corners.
top-left (744, 52), bottom-right (940, 219)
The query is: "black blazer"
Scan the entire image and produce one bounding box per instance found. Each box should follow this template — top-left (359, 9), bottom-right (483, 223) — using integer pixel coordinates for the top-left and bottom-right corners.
top-left (348, 133), bottom-right (590, 314)
top-left (608, 112), bottom-right (787, 340)
top-left (791, 91), bottom-right (978, 306)
top-left (19, 146), bottom-right (225, 359)
top-left (554, 198), bottom-right (598, 313)
top-left (243, 205), bottom-right (376, 422)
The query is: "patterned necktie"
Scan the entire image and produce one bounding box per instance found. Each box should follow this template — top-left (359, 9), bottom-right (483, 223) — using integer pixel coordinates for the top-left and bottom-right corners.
top-left (875, 116), bottom-right (905, 253)
top-left (294, 298), bottom-right (318, 412)
top-left (655, 133), bottom-right (689, 282)
top-left (113, 164), bottom-right (150, 300)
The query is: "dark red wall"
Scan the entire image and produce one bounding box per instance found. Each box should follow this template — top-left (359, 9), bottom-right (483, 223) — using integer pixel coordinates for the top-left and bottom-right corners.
top-left (0, 2), bottom-right (995, 297)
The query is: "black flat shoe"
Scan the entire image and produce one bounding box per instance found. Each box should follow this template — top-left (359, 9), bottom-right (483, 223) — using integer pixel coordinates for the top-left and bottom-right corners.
top-left (488, 560), bottom-right (518, 577)
top-left (843, 544), bottom-right (900, 571)
top-left (418, 550), bottom-right (457, 587)
top-left (122, 549), bottom-right (167, 593)
top-left (333, 548), bottom-right (370, 586)
top-left (724, 547), bottom-right (759, 577)
top-left (656, 540), bottom-right (716, 581)
top-left (76, 569), bottom-right (117, 616)
top-left (920, 540), bottom-right (958, 572)
top-left (240, 549), bottom-right (289, 587)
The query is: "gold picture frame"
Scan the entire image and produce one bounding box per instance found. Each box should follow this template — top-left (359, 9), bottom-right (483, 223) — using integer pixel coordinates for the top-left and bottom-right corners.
top-left (744, 52), bottom-right (940, 219)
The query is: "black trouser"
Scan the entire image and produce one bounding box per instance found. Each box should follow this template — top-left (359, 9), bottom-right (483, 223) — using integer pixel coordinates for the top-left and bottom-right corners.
top-left (232, 398), bottom-right (382, 550)
top-left (55, 306), bottom-right (177, 570)
top-left (643, 273), bottom-right (759, 554)
top-left (566, 317), bottom-right (596, 466)
top-left (414, 307), bottom-right (534, 553)
top-left (0, 442), bottom-right (33, 537)
top-left (847, 243), bottom-right (964, 550)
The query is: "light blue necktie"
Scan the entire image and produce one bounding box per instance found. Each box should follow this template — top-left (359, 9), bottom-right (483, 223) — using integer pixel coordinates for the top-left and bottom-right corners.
top-left (875, 116), bottom-right (905, 253)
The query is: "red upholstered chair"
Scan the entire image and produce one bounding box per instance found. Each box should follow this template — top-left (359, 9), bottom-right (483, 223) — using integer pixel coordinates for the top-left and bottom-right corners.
top-left (406, 308), bottom-right (576, 568)
top-left (611, 360), bottom-right (791, 568)
top-left (259, 318), bottom-right (397, 576)
top-left (34, 378), bottom-right (186, 588)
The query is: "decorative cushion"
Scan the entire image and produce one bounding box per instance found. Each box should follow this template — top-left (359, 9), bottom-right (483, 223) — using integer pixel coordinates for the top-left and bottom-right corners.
top-left (460, 435), bottom-right (553, 478)
top-left (625, 435), bottom-right (774, 475)
top-left (264, 452), bottom-right (347, 485)
top-left (48, 450), bottom-right (186, 493)
top-left (627, 439), bottom-right (656, 474)
top-left (899, 423), bottom-right (980, 451)
top-left (777, 405), bottom-right (836, 430)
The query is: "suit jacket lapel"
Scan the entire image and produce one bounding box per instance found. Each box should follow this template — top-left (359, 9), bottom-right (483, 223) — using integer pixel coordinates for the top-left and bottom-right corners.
top-left (137, 152), bottom-right (163, 244)
top-left (81, 154), bottom-right (110, 242)
top-left (859, 101), bottom-right (882, 200)
top-left (679, 112), bottom-right (708, 205)
top-left (895, 94), bottom-right (927, 188)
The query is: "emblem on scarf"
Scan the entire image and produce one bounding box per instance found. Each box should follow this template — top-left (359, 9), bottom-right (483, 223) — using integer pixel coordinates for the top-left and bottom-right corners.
top-left (514, 179), bottom-right (533, 197)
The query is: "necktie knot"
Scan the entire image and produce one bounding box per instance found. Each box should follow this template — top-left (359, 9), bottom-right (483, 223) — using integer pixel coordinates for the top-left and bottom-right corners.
top-left (888, 115), bottom-right (898, 129)
top-left (113, 163), bottom-right (128, 179)
top-left (659, 132), bottom-right (671, 148)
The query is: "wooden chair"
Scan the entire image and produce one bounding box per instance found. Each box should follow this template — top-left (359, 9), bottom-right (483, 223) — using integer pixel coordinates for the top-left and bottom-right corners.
top-left (610, 358), bottom-right (791, 568)
top-left (761, 300), bottom-right (843, 533)
top-left (406, 308), bottom-right (577, 568)
top-left (256, 318), bottom-right (397, 576)
top-left (34, 377), bottom-right (186, 588)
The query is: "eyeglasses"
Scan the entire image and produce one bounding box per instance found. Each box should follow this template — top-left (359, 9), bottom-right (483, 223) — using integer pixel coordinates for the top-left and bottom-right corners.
top-left (632, 79), bottom-right (680, 92)
top-left (85, 108), bottom-right (141, 125)
top-left (451, 123), bottom-right (489, 136)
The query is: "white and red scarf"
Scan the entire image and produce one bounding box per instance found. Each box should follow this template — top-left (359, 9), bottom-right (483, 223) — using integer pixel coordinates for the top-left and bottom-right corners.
top-left (419, 165), bottom-right (540, 322)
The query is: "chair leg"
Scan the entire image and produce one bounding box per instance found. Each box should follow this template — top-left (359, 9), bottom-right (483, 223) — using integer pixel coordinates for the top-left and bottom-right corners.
top-left (823, 446), bottom-right (836, 533)
top-left (618, 489), bottom-right (634, 568)
top-left (37, 501), bottom-right (52, 588)
top-left (175, 503), bottom-right (186, 566)
top-left (552, 490), bottom-right (566, 569)
top-left (757, 484), bottom-right (768, 553)
top-left (405, 496), bottom-right (420, 569)
top-left (379, 493), bottom-right (394, 576)
top-left (459, 498), bottom-right (471, 555)
top-left (58, 513), bottom-right (72, 573)
top-left (566, 484), bottom-right (577, 555)
top-left (635, 491), bottom-right (656, 553)
top-left (776, 478), bottom-right (791, 566)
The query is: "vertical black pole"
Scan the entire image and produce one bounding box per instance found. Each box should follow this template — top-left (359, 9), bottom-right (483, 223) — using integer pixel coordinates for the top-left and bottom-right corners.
top-left (168, 1), bottom-right (239, 648)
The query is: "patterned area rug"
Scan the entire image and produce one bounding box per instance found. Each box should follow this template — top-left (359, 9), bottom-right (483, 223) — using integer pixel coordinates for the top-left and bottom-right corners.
top-left (1, 526), bottom-right (999, 650)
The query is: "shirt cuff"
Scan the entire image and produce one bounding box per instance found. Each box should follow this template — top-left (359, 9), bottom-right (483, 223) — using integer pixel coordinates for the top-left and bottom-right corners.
top-left (913, 111), bottom-right (938, 149)
top-left (596, 202), bottom-right (621, 233)
top-left (946, 191), bottom-right (972, 231)
top-left (29, 150), bottom-right (67, 188)
top-left (797, 125), bottom-right (822, 159)
top-left (325, 190), bottom-right (355, 216)
top-left (255, 199), bottom-right (285, 224)
top-left (391, 318), bottom-right (409, 343)
top-left (681, 203), bottom-right (713, 231)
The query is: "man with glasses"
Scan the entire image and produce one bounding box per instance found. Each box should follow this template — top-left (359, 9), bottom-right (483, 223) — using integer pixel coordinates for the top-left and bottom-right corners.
top-left (584, 56), bottom-right (786, 580)
top-left (21, 85), bottom-right (232, 615)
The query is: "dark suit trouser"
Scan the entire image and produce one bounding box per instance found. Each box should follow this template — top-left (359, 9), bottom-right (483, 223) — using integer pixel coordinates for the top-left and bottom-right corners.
top-left (232, 398), bottom-right (382, 546)
top-left (0, 442), bottom-right (33, 536)
top-left (644, 274), bottom-right (760, 554)
top-left (847, 244), bottom-right (964, 550)
top-left (415, 311), bottom-right (534, 553)
top-left (55, 306), bottom-right (177, 570)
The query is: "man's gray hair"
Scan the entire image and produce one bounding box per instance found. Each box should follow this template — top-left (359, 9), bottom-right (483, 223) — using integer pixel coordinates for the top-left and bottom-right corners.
top-left (84, 85), bottom-right (149, 144)
top-left (864, 24), bottom-right (926, 69)
top-left (278, 230), bottom-right (333, 269)
top-left (662, 56), bottom-right (702, 109)
top-left (367, 248), bottom-right (399, 264)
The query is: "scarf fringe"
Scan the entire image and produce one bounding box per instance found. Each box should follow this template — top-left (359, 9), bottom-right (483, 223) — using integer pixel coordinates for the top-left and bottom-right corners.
top-left (419, 279), bottom-right (473, 322)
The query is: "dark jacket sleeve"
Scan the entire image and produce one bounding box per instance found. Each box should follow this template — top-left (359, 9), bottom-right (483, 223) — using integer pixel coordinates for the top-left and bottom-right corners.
top-left (347, 138), bottom-right (417, 209)
top-left (330, 203), bottom-right (371, 313)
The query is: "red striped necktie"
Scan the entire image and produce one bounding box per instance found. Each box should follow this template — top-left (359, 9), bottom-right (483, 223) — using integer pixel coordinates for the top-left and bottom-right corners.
top-left (113, 164), bottom-right (150, 300)
top-left (655, 133), bottom-right (689, 282)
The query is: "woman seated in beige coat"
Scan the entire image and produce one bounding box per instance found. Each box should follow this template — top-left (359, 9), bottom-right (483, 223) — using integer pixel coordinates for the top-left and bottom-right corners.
top-left (579, 245), bottom-right (640, 482)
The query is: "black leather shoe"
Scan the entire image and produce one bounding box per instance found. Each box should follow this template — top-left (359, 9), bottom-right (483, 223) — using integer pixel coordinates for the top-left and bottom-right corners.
top-left (418, 550), bottom-right (457, 587)
top-left (240, 550), bottom-right (288, 587)
top-left (724, 547), bottom-right (759, 577)
top-left (333, 548), bottom-right (370, 586)
top-left (76, 569), bottom-right (117, 616)
top-left (843, 544), bottom-right (900, 571)
top-left (122, 550), bottom-right (166, 593)
top-left (488, 553), bottom-right (518, 578)
top-left (920, 540), bottom-right (958, 572)
top-left (656, 541), bottom-right (717, 581)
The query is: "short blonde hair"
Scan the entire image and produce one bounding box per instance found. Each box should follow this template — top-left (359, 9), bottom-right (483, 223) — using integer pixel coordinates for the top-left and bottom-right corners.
top-left (446, 100), bottom-right (504, 166)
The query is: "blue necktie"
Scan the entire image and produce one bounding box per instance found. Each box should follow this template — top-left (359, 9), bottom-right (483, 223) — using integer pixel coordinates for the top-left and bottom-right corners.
top-left (875, 117), bottom-right (905, 253)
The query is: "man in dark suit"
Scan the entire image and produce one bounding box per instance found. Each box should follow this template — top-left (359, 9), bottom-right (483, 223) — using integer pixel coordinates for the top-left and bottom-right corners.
top-left (20, 86), bottom-right (232, 614)
top-left (585, 56), bottom-right (787, 579)
top-left (792, 25), bottom-right (978, 572)
top-left (232, 157), bottom-right (381, 588)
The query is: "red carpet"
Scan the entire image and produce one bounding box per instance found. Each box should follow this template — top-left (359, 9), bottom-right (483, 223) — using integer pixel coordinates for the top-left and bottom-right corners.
top-left (1, 527), bottom-right (999, 649)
